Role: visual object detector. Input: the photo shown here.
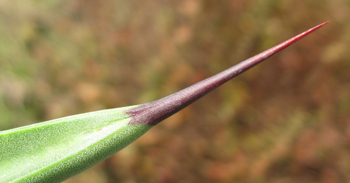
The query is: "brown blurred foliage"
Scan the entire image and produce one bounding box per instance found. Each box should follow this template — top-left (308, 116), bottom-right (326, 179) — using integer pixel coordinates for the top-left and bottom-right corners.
top-left (0, 0), bottom-right (349, 182)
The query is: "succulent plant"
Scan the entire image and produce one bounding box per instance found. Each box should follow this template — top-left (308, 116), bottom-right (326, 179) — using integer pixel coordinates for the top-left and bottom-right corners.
top-left (0, 22), bottom-right (328, 183)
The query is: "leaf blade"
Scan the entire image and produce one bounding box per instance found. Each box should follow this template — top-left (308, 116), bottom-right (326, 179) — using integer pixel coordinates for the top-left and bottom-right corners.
top-left (0, 105), bottom-right (151, 183)
top-left (0, 22), bottom-right (329, 183)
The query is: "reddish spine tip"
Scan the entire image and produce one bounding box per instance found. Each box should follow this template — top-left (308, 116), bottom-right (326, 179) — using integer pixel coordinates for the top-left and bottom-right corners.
top-left (126, 22), bottom-right (329, 126)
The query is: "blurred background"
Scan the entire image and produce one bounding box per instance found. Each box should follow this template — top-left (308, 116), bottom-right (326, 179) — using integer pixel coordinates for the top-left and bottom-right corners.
top-left (0, 0), bottom-right (349, 182)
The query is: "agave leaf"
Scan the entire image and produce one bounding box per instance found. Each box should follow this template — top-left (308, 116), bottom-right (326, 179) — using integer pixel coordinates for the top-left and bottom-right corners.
top-left (0, 22), bottom-right (328, 183)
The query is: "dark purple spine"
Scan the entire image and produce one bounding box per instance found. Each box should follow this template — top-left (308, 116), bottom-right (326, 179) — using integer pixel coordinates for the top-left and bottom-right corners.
top-left (126, 22), bottom-right (329, 126)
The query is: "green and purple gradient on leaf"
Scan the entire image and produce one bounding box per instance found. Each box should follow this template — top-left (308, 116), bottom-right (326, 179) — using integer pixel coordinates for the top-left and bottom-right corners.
top-left (0, 22), bottom-right (328, 183)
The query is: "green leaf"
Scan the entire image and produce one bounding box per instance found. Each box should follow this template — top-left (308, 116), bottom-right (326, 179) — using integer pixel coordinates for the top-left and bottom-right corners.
top-left (0, 105), bottom-right (151, 183)
top-left (0, 22), bottom-right (328, 183)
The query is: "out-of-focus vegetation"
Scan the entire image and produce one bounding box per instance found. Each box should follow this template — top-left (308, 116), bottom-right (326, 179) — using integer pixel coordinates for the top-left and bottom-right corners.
top-left (0, 0), bottom-right (349, 182)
